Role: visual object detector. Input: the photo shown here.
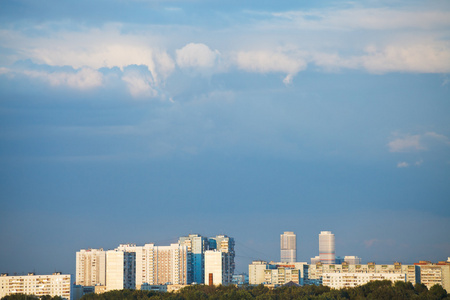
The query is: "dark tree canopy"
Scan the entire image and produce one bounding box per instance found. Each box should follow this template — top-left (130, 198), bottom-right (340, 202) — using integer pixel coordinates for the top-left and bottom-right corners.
top-left (2, 282), bottom-right (449, 300)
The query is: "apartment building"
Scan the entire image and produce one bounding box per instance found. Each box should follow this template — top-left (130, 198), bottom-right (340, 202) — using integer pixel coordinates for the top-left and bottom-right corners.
top-left (308, 262), bottom-right (418, 286)
top-left (0, 273), bottom-right (71, 299)
top-left (322, 272), bottom-right (406, 289)
top-left (75, 248), bottom-right (106, 286)
top-left (415, 260), bottom-right (450, 292)
top-left (135, 243), bottom-right (190, 287)
top-left (106, 249), bottom-right (136, 291)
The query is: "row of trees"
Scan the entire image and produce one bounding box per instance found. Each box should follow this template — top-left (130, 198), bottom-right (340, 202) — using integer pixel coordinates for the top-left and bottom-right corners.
top-left (2, 281), bottom-right (448, 300)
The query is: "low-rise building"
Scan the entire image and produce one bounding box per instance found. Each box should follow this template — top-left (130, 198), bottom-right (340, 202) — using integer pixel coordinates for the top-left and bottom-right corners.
top-left (308, 262), bottom-right (418, 286)
top-left (323, 272), bottom-right (406, 289)
top-left (248, 261), bottom-right (308, 286)
top-left (0, 272), bottom-right (71, 299)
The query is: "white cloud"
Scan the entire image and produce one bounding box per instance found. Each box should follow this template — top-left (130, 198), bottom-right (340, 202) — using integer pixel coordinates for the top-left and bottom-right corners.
top-left (424, 132), bottom-right (450, 146)
top-left (122, 68), bottom-right (158, 98)
top-left (23, 67), bottom-right (103, 89)
top-left (388, 134), bottom-right (423, 152)
top-left (361, 43), bottom-right (450, 74)
top-left (1, 26), bottom-right (175, 87)
top-left (176, 43), bottom-right (220, 69)
top-left (397, 162), bottom-right (409, 168)
top-left (388, 132), bottom-right (450, 153)
top-left (235, 50), bottom-right (306, 83)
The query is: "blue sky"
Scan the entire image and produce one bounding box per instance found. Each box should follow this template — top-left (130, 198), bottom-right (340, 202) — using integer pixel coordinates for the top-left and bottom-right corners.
top-left (1, 0), bottom-right (449, 276)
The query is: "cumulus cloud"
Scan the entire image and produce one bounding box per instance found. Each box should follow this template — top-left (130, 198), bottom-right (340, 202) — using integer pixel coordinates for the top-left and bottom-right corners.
top-left (388, 134), bottom-right (423, 152)
top-left (235, 50), bottom-right (306, 84)
top-left (121, 66), bottom-right (158, 98)
top-left (23, 67), bottom-right (103, 89)
top-left (176, 43), bottom-right (220, 69)
top-left (361, 43), bottom-right (450, 74)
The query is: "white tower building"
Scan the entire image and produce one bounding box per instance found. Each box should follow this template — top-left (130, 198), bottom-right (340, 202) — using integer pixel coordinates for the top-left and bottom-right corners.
top-left (76, 248), bottom-right (106, 286)
top-left (280, 231), bottom-right (297, 263)
top-left (106, 249), bottom-right (136, 291)
top-left (319, 231), bottom-right (335, 264)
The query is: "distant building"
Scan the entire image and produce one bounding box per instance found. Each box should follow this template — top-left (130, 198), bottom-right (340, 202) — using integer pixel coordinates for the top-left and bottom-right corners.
top-left (319, 231), bottom-right (335, 264)
top-left (207, 235), bottom-right (235, 284)
top-left (205, 250), bottom-right (227, 285)
top-left (106, 249), bottom-right (136, 291)
top-left (308, 262), bottom-right (419, 286)
top-left (135, 243), bottom-right (190, 286)
top-left (280, 231), bottom-right (297, 263)
top-left (76, 248), bottom-right (106, 286)
top-left (264, 267), bottom-right (300, 286)
top-left (414, 260), bottom-right (450, 292)
top-left (323, 272), bottom-right (406, 289)
top-left (232, 274), bottom-right (248, 285)
top-left (249, 261), bottom-right (275, 285)
top-left (249, 261), bottom-right (308, 286)
top-left (179, 234), bottom-right (208, 284)
top-left (0, 272), bottom-right (71, 299)
top-left (72, 285), bottom-right (95, 300)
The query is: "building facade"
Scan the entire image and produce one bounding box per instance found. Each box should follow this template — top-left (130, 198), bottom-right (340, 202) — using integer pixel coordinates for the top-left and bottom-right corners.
top-left (135, 243), bottom-right (190, 287)
top-left (308, 262), bottom-right (418, 286)
top-left (322, 272), bottom-right (406, 289)
top-left (280, 231), bottom-right (296, 263)
top-left (208, 235), bottom-right (235, 283)
top-left (178, 234), bottom-right (208, 284)
top-left (415, 260), bottom-right (450, 292)
top-left (75, 248), bottom-right (106, 286)
top-left (106, 249), bottom-right (136, 291)
top-left (264, 268), bottom-right (300, 286)
top-left (319, 231), bottom-right (335, 264)
top-left (0, 273), bottom-right (71, 299)
top-left (205, 250), bottom-right (226, 285)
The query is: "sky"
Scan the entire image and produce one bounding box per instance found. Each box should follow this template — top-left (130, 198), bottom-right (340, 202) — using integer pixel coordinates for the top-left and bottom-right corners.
top-left (0, 0), bottom-right (450, 277)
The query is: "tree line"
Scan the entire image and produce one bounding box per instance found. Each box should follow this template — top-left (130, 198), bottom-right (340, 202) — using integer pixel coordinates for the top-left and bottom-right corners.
top-left (2, 281), bottom-right (448, 300)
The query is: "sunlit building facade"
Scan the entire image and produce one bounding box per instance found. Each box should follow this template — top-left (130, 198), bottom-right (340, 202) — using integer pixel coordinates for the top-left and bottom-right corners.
top-left (135, 243), bottom-right (190, 287)
top-left (280, 231), bottom-right (296, 263)
top-left (319, 231), bottom-right (335, 264)
top-left (76, 248), bottom-right (106, 286)
top-left (0, 273), bottom-right (71, 299)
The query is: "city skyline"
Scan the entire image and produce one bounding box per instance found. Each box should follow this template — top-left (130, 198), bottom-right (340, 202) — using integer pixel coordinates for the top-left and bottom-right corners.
top-left (1, 0), bottom-right (450, 278)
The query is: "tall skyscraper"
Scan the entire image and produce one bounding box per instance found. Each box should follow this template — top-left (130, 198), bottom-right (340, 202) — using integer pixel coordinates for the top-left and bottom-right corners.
top-left (76, 248), bottom-right (106, 286)
top-left (319, 231), bottom-right (335, 264)
top-left (179, 234), bottom-right (208, 284)
top-left (280, 231), bottom-right (297, 263)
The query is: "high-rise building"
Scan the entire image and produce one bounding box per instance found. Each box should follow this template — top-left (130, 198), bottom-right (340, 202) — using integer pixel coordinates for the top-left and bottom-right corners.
top-left (0, 273), bottom-right (71, 299)
top-left (135, 243), bottom-right (190, 287)
top-left (205, 235), bottom-right (235, 285)
top-left (178, 234), bottom-right (208, 284)
top-left (205, 250), bottom-right (229, 285)
top-left (319, 231), bottom-right (335, 264)
top-left (208, 235), bottom-right (235, 282)
top-left (106, 249), bottom-right (136, 291)
top-left (76, 248), bottom-right (107, 286)
top-left (280, 231), bottom-right (296, 263)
